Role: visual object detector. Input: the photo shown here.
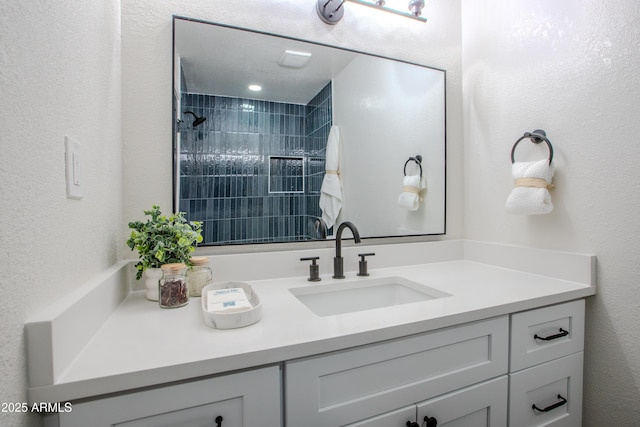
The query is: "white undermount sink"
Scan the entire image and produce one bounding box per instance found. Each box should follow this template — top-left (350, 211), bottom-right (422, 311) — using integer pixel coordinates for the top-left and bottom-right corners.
top-left (289, 276), bottom-right (450, 317)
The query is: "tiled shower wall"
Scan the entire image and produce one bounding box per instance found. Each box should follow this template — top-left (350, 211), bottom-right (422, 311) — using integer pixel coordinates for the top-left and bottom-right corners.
top-left (179, 82), bottom-right (332, 245)
top-left (305, 83), bottom-right (333, 237)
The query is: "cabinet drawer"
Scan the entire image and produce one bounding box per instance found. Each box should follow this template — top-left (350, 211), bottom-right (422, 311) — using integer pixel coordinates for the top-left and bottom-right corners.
top-left (57, 365), bottom-right (281, 427)
top-left (416, 376), bottom-right (508, 427)
top-left (286, 316), bottom-right (508, 427)
top-left (345, 405), bottom-right (416, 427)
top-left (510, 300), bottom-right (584, 371)
top-left (509, 352), bottom-right (583, 427)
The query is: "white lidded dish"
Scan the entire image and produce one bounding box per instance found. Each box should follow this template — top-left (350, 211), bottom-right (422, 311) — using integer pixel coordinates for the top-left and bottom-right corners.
top-left (201, 281), bottom-right (262, 329)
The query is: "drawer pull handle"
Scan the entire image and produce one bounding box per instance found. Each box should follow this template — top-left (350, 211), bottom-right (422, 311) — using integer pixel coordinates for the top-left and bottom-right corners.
top-left (214, 415), bottom-right (223, 427)
top-left (532, 394), bottom-right (567, 413)
top-left (534, 328), bottom-right (569, 341)
top-left (423, 416), bottom-right (438, 427)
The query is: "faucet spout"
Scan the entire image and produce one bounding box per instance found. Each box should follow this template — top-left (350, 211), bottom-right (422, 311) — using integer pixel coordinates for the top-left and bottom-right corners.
top-left (333, 222), bottom-right (361, 279)
top-left (313, 217), bottom-right (328, 240)
top-left (335, 221), bottom-right (361, 258)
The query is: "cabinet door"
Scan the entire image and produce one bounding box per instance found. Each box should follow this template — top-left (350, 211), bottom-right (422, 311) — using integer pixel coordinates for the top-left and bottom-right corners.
top-left (114, 397), bottom-right (242, 427)
top-left (286, 316), bottom-right (508, 427)
top-left (509, 352), bottom-right (583, 427)
top-left (344, 405), bottom-right (416, 427)
top-left (58, 365), bottom-right (281, 427)
top-left (416, 377), bottom-right (508, 427)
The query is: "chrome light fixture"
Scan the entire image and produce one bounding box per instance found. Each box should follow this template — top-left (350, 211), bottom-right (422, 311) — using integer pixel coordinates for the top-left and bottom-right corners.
top-left (408, 0), bottom-right (425, 16)
top-left (317, 0), bottom-right (427, 24)
top-left (317, 0), bottom-right (345, 24)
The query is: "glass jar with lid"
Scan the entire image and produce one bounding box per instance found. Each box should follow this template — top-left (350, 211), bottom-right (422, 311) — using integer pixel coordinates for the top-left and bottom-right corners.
top-left (187, 256), bottom-right (212, 297)
top-left (159, 263), bottom-right (189, 308)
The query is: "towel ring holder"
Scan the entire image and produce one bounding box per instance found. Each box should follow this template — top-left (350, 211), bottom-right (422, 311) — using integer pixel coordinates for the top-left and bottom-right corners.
top-left (511, 129), bottom-right (554, 165)
top-left (404, 155), bottom-right (423, 177)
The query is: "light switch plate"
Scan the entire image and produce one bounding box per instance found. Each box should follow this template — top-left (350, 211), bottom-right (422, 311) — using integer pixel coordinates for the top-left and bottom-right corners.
top-left (65, 136), bottom-right (83, 199)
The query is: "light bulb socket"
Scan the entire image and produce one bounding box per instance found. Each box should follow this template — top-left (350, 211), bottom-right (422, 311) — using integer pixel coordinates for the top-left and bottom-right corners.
top-left (408, 0), bottom-right (425, 16)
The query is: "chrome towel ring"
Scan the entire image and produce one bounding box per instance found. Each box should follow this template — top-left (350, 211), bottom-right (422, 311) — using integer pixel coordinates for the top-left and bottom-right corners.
top-left (511, 129), bottom-right (554, 165)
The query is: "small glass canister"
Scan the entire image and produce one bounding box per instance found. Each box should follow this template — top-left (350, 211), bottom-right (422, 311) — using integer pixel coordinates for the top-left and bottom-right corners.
top-left (187, 256), bottom-right (213, 297)
top-left (159, 263), bottom-right (189, 308)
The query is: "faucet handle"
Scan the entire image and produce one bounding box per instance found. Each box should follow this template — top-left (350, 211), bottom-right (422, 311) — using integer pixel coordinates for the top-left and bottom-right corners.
top-left (357, 253), bottom-right (375, 277)
top-left (300, 257), bottom-right (321, 282)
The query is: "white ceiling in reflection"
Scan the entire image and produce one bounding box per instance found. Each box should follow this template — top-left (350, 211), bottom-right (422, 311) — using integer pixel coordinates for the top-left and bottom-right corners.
top-left (174, 19), bottom-right (357, 105)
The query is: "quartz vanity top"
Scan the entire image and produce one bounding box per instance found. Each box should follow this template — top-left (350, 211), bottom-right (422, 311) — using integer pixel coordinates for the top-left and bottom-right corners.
top-left (25, 241), bottom-right (596, 404)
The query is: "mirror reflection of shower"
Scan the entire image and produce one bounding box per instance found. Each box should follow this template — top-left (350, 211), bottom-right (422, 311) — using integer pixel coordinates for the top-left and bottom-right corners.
top-left (183, 111), bottom-right (207, 127)
top-left (177, 84), bottom-right (332, 246)
top-left (173, 17), bottom-right (447, 244)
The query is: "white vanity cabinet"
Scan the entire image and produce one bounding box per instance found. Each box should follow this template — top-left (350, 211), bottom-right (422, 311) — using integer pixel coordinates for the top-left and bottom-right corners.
top-left (27, 243), bottom-right (594, 427)
top-left (285, 316), bottom-right (509, 427)
top-left (285, 300), bottom-right (586, 427)
top-left (508, 300), bottom-right (585, 427)
top-left (46, 301), bottom-right (586, 427)
top-left (53, 365), bottom-right (281, 427)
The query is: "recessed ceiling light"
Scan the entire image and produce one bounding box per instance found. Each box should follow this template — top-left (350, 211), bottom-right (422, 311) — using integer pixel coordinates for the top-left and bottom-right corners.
top-left (248, 84), bottom-right (262, 92)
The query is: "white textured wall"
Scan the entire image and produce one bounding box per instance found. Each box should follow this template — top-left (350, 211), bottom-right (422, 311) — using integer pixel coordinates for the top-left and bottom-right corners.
top-left (0, 2), bottom-right (122, 426)
top-left (461, 0), bottom-right (640, 424)
top-left (5, 0), bottom-right (638, 425)
top-left (121, 0), bottom-right (464, 245)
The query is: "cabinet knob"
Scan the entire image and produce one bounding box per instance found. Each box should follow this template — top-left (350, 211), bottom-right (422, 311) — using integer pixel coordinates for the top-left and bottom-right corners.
top-left (214, 415), bottom-right (223, 427)
top-left (424, 416), bottom-right (438, 427)
top-left (405, 421), bottom-right (419, 427)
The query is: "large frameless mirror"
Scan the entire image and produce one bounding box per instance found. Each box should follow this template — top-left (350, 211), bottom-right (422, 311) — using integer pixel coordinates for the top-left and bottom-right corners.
top-left (173, 17), bottom-right (446, 246)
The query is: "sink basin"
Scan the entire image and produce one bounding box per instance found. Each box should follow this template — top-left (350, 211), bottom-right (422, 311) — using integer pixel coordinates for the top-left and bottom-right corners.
top-left (289, 276), bottom-right (450, 317)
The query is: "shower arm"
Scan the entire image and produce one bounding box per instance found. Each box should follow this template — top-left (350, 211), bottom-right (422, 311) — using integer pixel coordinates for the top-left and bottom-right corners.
top-left (183, 111), bottom-right (207, 127)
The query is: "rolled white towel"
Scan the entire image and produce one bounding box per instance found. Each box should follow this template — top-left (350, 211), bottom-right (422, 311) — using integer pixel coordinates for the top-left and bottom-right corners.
top-left (505, 159), bottom-right (555, 215)
top-left (397, 175), bottom-right (426, 211)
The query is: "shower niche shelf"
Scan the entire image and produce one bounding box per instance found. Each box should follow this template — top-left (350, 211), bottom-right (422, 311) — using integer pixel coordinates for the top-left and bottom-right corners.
top-left (268, 156), bottom-right (305, 193)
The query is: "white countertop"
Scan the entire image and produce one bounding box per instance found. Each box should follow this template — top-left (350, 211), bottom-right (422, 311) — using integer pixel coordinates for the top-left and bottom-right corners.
top-left (27, 254), bottom-right (595, 404)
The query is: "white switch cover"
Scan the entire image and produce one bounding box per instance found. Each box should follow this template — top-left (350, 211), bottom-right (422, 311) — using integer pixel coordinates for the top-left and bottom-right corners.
top-left (65, 136), bottom-right (83, 199)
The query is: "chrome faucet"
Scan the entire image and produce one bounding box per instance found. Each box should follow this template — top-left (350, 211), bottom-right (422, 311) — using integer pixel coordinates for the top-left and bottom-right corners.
top-left (333, 222), bottom-right (362, 279)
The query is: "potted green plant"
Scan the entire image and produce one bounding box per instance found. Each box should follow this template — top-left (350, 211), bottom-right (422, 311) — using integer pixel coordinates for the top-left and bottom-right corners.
top-left (127, 205), bottom-right (203, 301)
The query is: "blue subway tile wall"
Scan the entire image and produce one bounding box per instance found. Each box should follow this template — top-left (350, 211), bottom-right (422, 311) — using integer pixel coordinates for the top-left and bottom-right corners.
top-left (179, 82), bottom-right (332, 245)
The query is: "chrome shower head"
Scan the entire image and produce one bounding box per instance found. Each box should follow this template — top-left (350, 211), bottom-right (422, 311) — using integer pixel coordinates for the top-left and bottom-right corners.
top-left (184, 111), bottom-right (207, 127)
